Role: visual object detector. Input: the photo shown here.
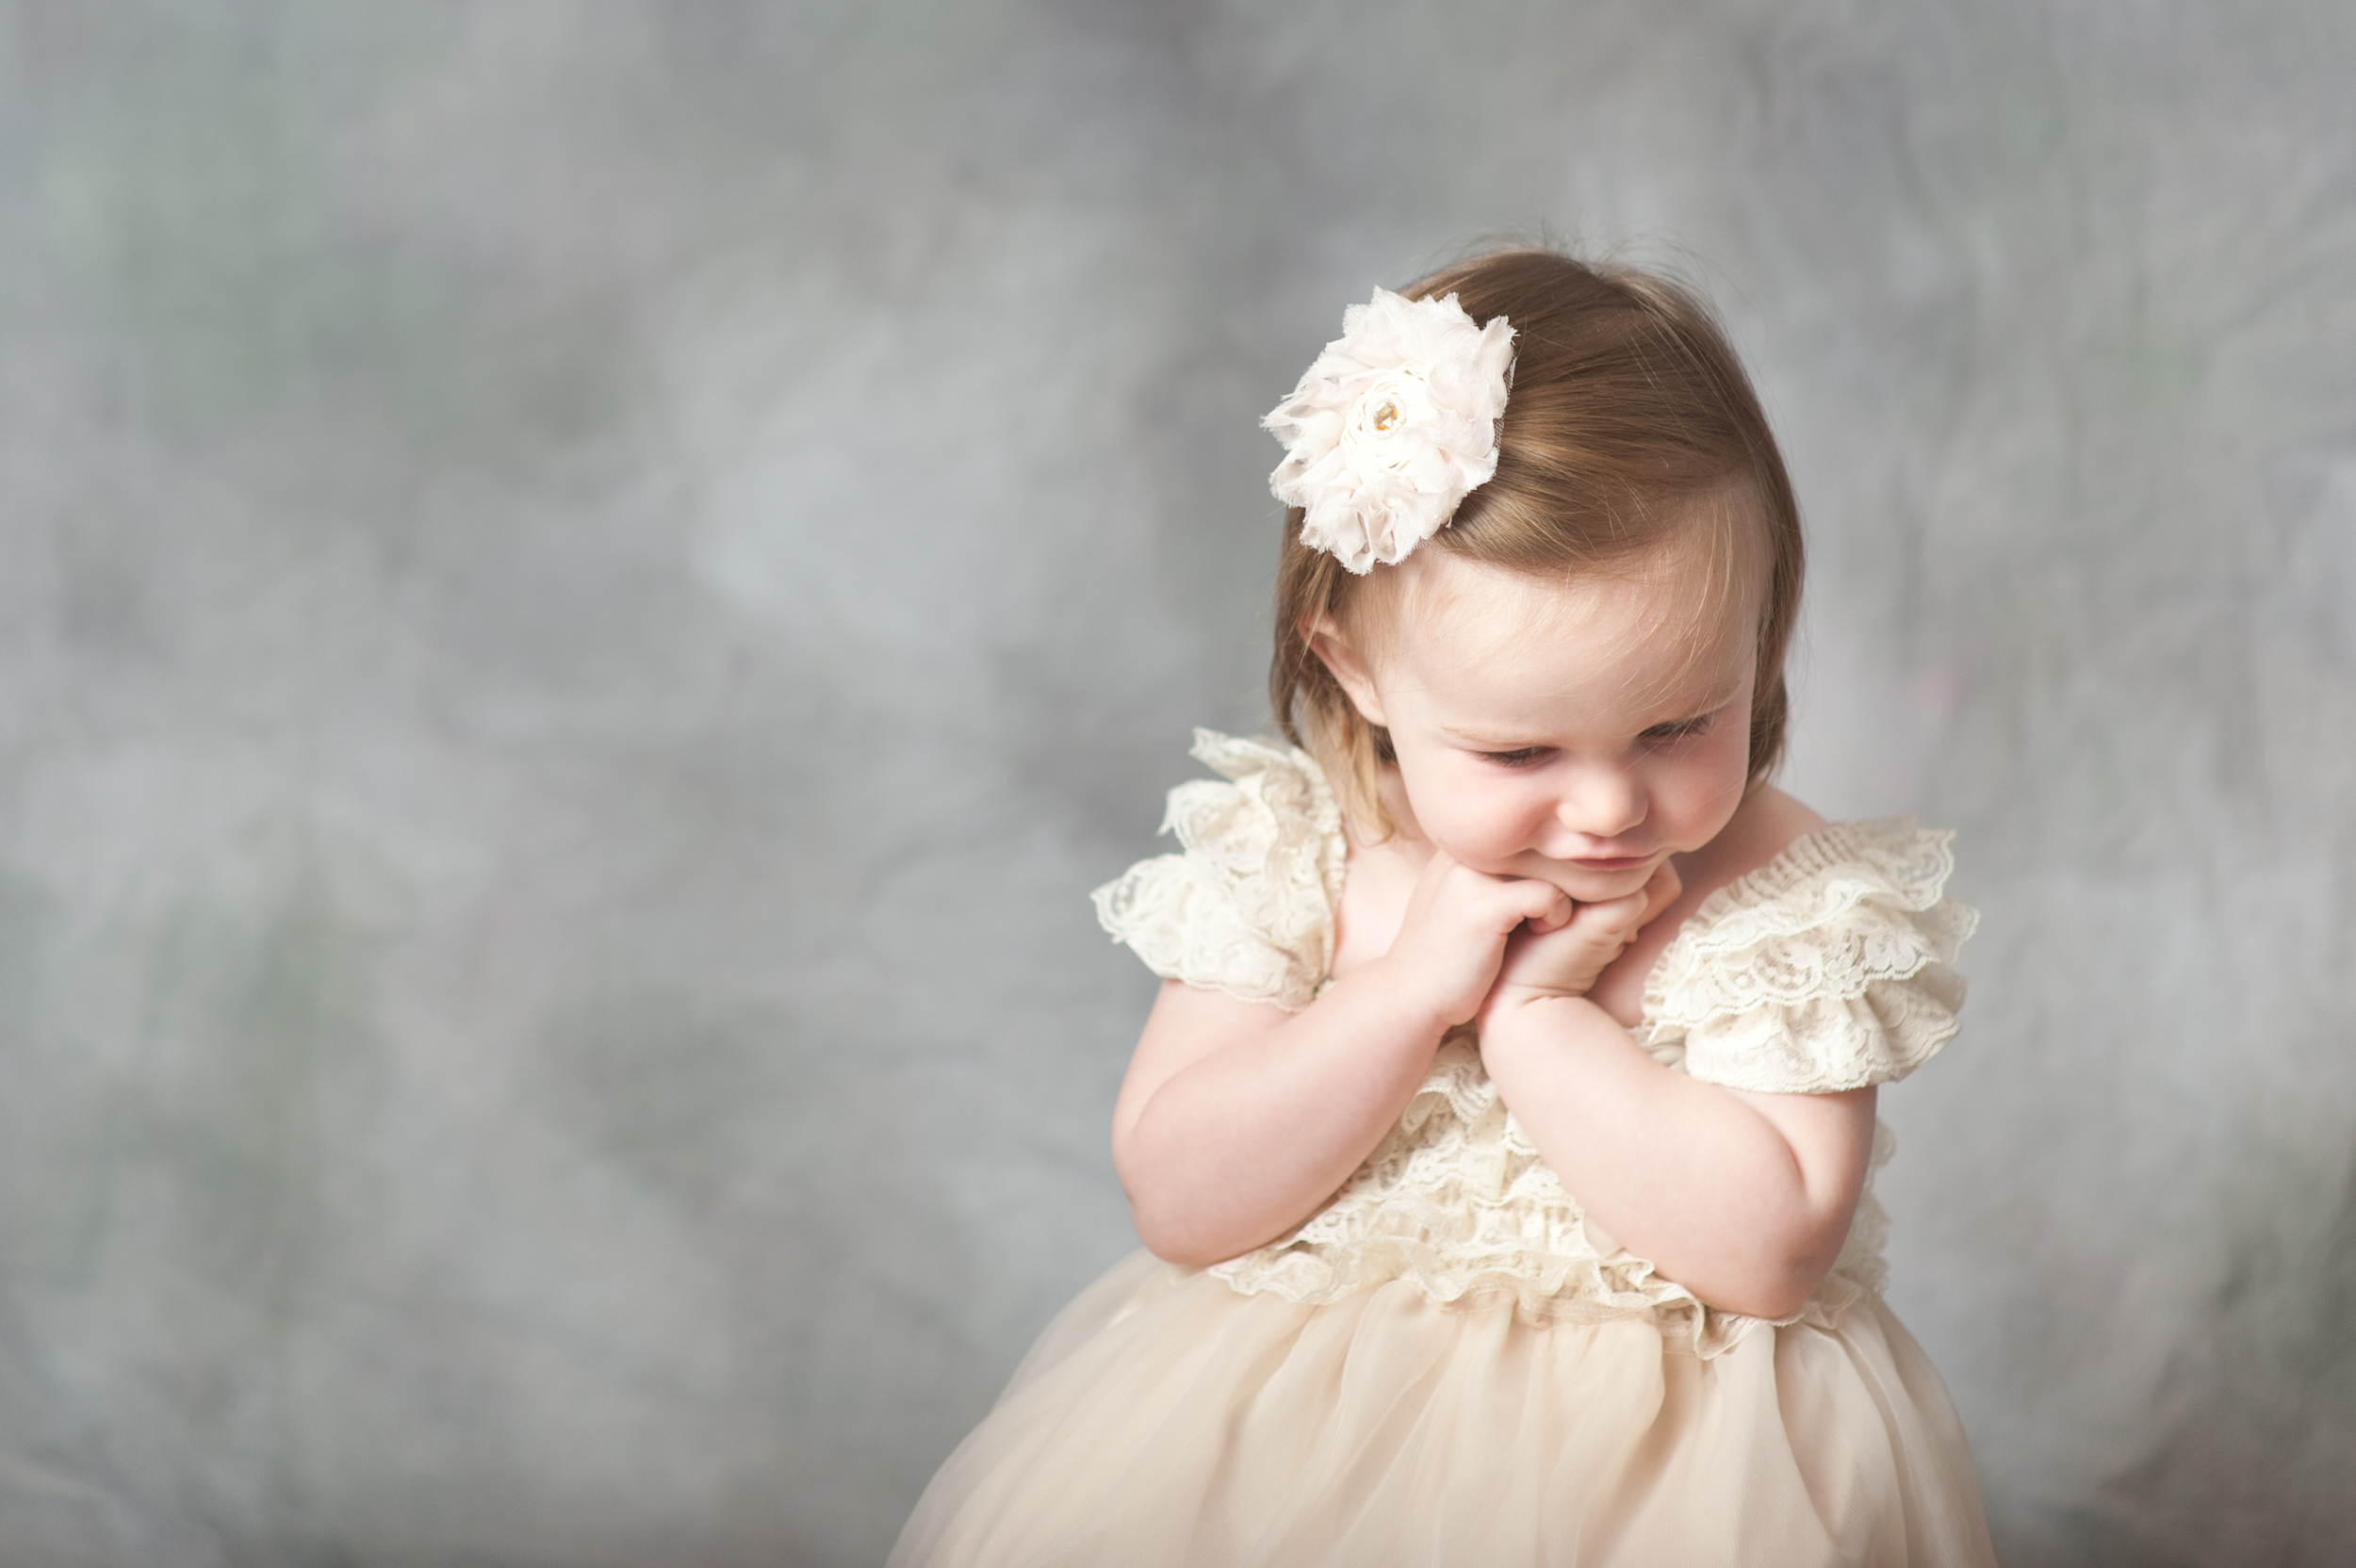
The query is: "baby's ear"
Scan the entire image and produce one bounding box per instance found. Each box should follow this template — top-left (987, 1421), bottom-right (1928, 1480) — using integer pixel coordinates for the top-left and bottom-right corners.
top-left (1306, 615), bottom-right (1388, 726)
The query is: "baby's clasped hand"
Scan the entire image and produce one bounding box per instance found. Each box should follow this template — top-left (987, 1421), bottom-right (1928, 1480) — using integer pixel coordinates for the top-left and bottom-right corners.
top-left (1482, 860), bottom-right (1682, 1022)
top-left (1377, 852), bottom-right (1683, 1031)
top-left (1374, 849), bottom-right (1574, 1029)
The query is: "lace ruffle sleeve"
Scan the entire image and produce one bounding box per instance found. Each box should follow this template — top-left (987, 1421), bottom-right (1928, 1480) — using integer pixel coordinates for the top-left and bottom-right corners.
top-left (1641, 820), bottom-right (1978, 1095)
top-left (1088, 729), bottom-right (1347, 1013)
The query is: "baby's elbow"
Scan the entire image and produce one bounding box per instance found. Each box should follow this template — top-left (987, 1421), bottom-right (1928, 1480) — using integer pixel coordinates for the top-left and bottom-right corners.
top-left (1703, 1278), bottom-right (1812, 1321)
top-left (1115, 1154), bottom-right (1207, 1266)
top-left (1114, 1131), bottom-right (1252, 1266)
top-left (1124, 1198), bottom-right (1188, 1264)
top-left (1716, 1164), bottom-right (1871, 1317)
top-left (1726, 1273), bottom-right (1820, 1323)
top-left (1706, 1237), bottom-right (1844, 1321)
top-left (1126, 1200), bottom-right (1235, 1269)
top-left (1142, 1234), bottom-right (1227, 1269)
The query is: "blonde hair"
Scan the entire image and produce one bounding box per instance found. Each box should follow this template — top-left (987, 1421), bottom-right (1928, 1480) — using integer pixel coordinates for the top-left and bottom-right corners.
top-left (1269, 249), bottom-right (1805, 834)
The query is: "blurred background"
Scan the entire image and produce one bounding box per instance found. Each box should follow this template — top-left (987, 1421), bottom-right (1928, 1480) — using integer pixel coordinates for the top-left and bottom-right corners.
top-left (1, 2), bottom-right (2351, 1563)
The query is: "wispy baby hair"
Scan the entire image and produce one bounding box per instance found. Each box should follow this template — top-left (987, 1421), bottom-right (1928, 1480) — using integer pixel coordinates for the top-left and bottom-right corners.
top-left (1269, 247), bottom-right (1806, 835)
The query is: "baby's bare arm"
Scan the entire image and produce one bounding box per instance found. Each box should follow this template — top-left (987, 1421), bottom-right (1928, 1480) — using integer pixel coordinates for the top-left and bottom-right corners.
top-left (1111, 973), bottom-right (1446, 1266)
top-left (1478, 997), bottom-right (1876, 1319)
top-left (1112, 858), bottom-right (1566, 1266)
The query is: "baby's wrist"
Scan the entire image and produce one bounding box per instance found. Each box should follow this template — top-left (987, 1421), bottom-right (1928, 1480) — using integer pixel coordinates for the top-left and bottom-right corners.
top-left (1486, 973), bottom-right (1598, 1016)
top-left (1477, 989), bottom-right (1612, 1056)
top-left (1348, 954), bottom-right (1474, 1040)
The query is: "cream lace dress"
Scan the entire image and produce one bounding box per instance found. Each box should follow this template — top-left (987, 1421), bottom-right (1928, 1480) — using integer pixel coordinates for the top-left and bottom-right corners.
top-left (892, 733), bottom-right (2000, 1568)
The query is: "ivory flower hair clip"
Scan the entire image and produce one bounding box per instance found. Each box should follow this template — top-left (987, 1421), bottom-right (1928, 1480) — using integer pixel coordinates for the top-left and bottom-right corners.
top-left (1262, 287), bottom-right (1516, 573)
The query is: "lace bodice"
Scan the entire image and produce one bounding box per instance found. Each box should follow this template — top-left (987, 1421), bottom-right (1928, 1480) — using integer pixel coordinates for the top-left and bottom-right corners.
top-left (1092, 730), bottom-right (1977, 1355)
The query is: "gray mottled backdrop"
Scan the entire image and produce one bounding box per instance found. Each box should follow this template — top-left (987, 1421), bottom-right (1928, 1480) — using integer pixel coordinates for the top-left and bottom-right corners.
top-left (1, 3), bottom-right (2350, 1564)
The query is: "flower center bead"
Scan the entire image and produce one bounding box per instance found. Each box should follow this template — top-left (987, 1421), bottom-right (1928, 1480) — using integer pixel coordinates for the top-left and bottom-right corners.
top-left (1339, 367), bottom-right (1437, 478)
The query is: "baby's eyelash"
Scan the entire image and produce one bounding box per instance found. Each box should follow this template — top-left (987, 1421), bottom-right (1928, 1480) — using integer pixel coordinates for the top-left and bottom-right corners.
top-left (1643, 713), bottom-right (1717, 742)
top-left (1478, 746), bottom-right (1550, 767)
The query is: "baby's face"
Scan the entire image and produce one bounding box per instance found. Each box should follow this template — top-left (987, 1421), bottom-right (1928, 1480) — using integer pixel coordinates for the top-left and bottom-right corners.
top-left (1328, 546), bottom-right (1759, 904)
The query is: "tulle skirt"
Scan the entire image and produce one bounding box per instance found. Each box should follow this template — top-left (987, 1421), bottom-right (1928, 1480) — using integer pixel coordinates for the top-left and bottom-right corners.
top-left (891, 1250), bottom-right (1999, 1567)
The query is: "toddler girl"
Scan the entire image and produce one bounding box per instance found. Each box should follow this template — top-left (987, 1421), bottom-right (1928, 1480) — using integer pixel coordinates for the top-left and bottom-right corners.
top-left (892, 248), bottom-right (2000, 1566)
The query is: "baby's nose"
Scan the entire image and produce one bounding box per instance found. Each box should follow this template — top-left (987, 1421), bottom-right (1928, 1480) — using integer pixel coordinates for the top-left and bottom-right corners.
top-left (1556, 768), bottom-right (1645, 839)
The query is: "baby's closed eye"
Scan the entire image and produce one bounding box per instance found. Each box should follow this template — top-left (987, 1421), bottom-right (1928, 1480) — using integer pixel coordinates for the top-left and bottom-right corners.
top-left (1640, 711), bottom-right (1720, 743)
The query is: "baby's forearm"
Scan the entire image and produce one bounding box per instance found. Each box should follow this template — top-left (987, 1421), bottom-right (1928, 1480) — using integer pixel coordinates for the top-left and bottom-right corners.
top-left (1112, 965), bottom-right (1452, 1268)
top-left (1479, 998), bottom-right (1873, 1319)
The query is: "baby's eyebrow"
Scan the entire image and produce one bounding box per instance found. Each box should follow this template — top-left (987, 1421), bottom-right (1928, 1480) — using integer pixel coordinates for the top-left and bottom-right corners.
top-left (1438, 725), bottom-right (1551, 748)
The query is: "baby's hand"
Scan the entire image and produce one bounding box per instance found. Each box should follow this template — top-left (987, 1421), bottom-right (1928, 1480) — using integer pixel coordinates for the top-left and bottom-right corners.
top-left (1481, 860), bottom-right (1683, 1021)
top-left (1379, 850), bottom-right (1575, 1029)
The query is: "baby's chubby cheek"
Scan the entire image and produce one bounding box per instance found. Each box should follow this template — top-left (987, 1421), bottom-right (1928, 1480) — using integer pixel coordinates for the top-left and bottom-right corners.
top-left (1404, 803), bottom-right (1534, 880)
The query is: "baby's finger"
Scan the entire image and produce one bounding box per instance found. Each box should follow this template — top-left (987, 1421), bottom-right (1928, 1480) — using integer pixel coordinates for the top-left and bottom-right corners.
top-left (1504, 877), bottom-right (1574, 933)
top-left (1523, 885), bottom-right (1578, 934)
top-left (1571, 887), bottom-right (1652, 946)
top-left (1639, 860), bottom-right (1683, 924)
